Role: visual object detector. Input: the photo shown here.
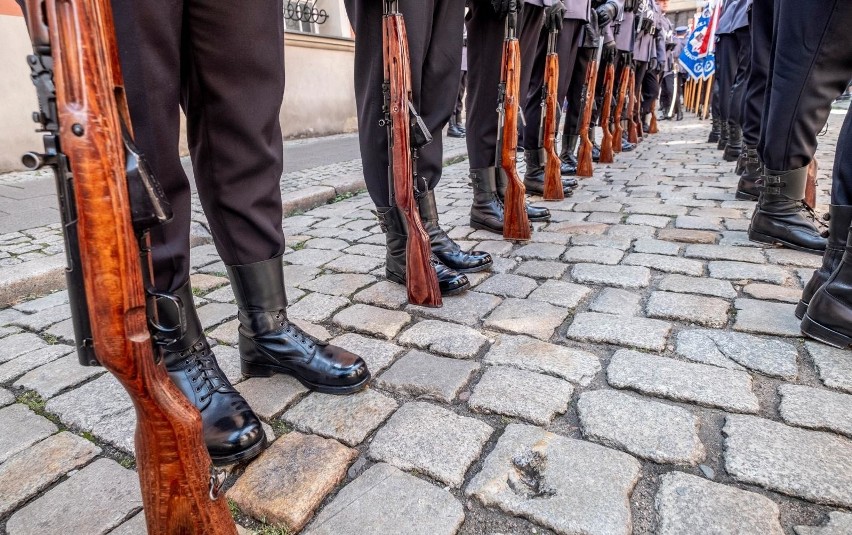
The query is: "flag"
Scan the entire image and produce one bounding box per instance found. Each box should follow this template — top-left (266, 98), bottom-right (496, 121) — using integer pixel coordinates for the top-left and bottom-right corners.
top-left (679, 0), bottom-right (721, 80)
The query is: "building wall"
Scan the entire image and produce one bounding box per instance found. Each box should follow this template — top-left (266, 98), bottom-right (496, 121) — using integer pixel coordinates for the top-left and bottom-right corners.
top-left (0, 0), bottom-right (358, 172)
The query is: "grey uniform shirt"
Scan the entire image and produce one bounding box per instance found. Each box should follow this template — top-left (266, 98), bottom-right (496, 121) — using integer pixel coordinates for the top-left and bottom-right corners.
top-left (525, 0), bottom-right (592, 22)
top-left (717, 0), bottom-right (752, 34)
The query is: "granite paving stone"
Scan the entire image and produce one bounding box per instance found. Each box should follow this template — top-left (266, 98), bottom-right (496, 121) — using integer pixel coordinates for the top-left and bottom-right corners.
top-left (0, 332), bottom-right (47, 364)
top-left (333, 304), bottom-right (412, 340)
top-left (607, 350), bottom-right (760, 413)
top-left (778, 384), bottom-right (852, 438)
top-left (299, 273), bottom-right (377, 296)
top-left (5, 458), bottom-right (142, 535)
top-left (657, 274), bottom-right (737, 298)
top-left (474, 273), bottom-right (539, 299)
top-left (0, 343), bottom-right (74, 383)
top-left (468, 366), bottom-right (574, 425)
top-left (236, 375), bottom-right (308, 420)
top-left (567, 312), bottom-right (673, 351)
top-left (282, 264), bottom-right (322, 286)
top-left (656, 228), bottom-right (718, 244)
top-left (589, 287), bottom-right (642, 316)
top-left (227, 432), bottom-right (357, 532)
top-left (655, 472), bottom-right (783, 535)
top-left (527, 280), bottom-right (592, 309)
top-left (45, 374), bottom-right (132, 433)
top-left (805, 342), bottom-right (852, 393)
top-left (466, 423), bottom-right (641, 535)
top-left (622, 253), bottom-right (705, 276)
top-left (108, 513), bottom-right (147, 535)
top-left (195, 302), bottom-right (235, 327)
top-left (723, 415), bottom-right (852, 508)
top-left (578, 390), bottom-right (705, 465)
top-left (766, 248), bottom-right (823, 268)
top-left (0, 387), bottom-right (13, 406)
top-left (646, 291), bottom-right (730, 327)
top-left (483, 298), bottom-right (570, 340)
top-left (329, 333), bottom-right (405, 375)
top-left (375, 350), bottom-right (479, 403)
top-left (287, 292), bottom-right (350, 323)
top-left (625, 214), bottom-right (671, 228)
top-left (324, 253), bottom-right (385, 274)
top-left (571, 263), bottom-right (652, 288)
top-left (0, 431), bottom-right (100, 517)
top-left (283, 248), bottom-right (343, 268)
top-left (513, 242), bottom-right (566, 260)
top-left (632, 238), bottom-right (681, 256)
top-left (708, 261), bottom-right (790, 284)
top-left (561, 246), bottom-right (625, 265)
top-left (397, 320), bottom-right (488, 359)
top-left (684, 244), bottom-right (765, 263)
top-left (733, 298), bottom-right (802, 337)
top-left (795, 512), bottom-right (852, 535)
top-left (13, 354), bottom-right (103, 398)
top-left (283, 389), bottom-right (398, 446)
top-left (368, 401), bottom-right (493, 487)
top-left (676, 329), bottom-right (798, 379)
top-left (608, 224), bottom-right (656, 239)
top-left (407, 290), bottom-right (502, 326)
top-left (675, 215), bottom-right (723, 231)
top-left (513, 260), bottom-right (569, 279)
top-left (571, 234), bottom-right (633, 249)
top-left (0, 403), bottom-right (58, 465)
top-left (484, 334), bottom-right (600, 385)
top-left (353, 280), bottom-right (409, 309)
top-left (305, 463), bottom-right (465, 535)
top-left (742, 283), bottom-right (803, 303)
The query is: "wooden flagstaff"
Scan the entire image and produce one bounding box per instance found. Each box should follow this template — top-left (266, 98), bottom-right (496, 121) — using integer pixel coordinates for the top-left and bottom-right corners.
top-left (693, 78), bottom-right (703, 113)
top-left (685, 79), bottom-right (693, 112)
top-left (702, 73), bottom-right (714, 119)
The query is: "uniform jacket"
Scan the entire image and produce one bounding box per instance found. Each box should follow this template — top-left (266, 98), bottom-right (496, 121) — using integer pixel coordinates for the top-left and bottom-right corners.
top-left (525, 0), bottom-right (592, 22)
top-left (580, 0), bottom-right (625, 48)
top-left (633, 0), bottom-right (663, 62)
top-left (717, 0), bottom-right (751, 34)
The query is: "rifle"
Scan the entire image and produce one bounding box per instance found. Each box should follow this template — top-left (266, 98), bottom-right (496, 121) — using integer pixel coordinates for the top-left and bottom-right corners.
top-left (598, 60), bottom-right (616, 163)
top-left (496, 4), bottom-right (531, 241)
top-left (577, 41), bottom-right (603, 178)
top-left (540, 27), bottom-right (563, 201)
top-left (805, 158), bottom-right (818, 211)
top-left (20, 0), bottom-right (237, 532)
top-left (627, 67), bottom-right (639, 144)
top-left (649, 98), bottom-right (659, 133)
top-left (612, 63), bottom-right (630, 154)
top-left (383, 0), bottom-right (442, 307)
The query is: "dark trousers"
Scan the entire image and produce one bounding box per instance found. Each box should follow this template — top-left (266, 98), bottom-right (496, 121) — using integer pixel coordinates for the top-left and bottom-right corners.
top-left (522, 19), bottom-right (584, 149)
top-left (716, 29), bottom-right (751, 127)
top-left (660, 72), bottom-right (674, 112)
top-left (641, 69), bottom-right (659, 115)
top-left (728, 27), bottom-right (751, 127)
top-left (742, 0), bottom-right (775, 146)
top-left (455, 70), bottom-right (468, 117)
top-left (563, 46), bottom-right (595, 137)
top-left (632, 61), bottom-right (649, 124)
top-left (759, 0), bottom-right (852, 173)
top-left (112, 0), bottom-right (287, 291)
top-left (344, 0), bottom-right (464, 207)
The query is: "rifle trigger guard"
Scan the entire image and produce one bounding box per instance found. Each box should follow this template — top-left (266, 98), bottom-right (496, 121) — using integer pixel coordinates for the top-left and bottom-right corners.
top-left (209, 466), bottom-right (227, 500)
top-left (148, 291), bottom-right (186, 347)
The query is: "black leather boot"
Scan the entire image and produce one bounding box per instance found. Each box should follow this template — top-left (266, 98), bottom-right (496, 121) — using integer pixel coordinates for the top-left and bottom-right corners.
top-left (590, 128), bottom-right (601, 162)
top-left (447, 115), bottom-right (465, 138)
top-left (379, 206), bottom-right (470, 295)
top-left (801, 226), bottom-right (852, 348)
top-left (560, 134), bottom-right (579, 176)
top-left (716, 122), bottom-right (729, 151)
top-left (470, 167), bottom-right (505, 233)
top-left (735, 145), bottom-right (761, 201)
top-left (796, 205), bottom-right (852, 319)
top-left (496, 166), bottom-right (550, 223)
top-left (524, 149), bottom-right (576, 196)
top-left (228, 256), bottom-right (371, 393)
top-left (417, 189), bottom-right (492, 273)
top-left (748, 166), bottom-right (827, 255)
top-left (723, 122), bottom-right (742, 162)
top-left (158, 281), bottom-right (265, 466)
top-left (621, 133), bottom-right (636, 152)
top-left (707, 116), bottom-right (721, 143)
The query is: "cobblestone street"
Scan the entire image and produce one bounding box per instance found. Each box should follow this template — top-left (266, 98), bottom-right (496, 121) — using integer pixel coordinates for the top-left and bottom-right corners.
top-left (1, 114), bottom-right (851, 535)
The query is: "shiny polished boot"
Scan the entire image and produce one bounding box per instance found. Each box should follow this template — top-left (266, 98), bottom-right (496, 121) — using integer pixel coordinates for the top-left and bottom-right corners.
top-left (560, 135), bottom-right (579, 176)
top-left (723, 122), bottom-right (742, 162)
top-left (496, 166), bottom-right (550, 223)
top-left (448, 115), bottom-right (465, 138)
top-left (748, 166), bottom-right (827, 255)
top-left (796, 205), bottom-right (852, 319)
top-left (228, 256), bottom-right (371, 393)
top-left (417, 189), bottom-right (492, 273)
top-left (379, 205), bottom-right (470, 295)
top-left (801, 226), bottom-right (852, 348)
top-left (524, 149), bottom-right (575, 196)
top-left (470, 167), bottom-right (506, 233)
top-left (707, 116), bottom-right (721, 143)
top-left (158, 281), bottom-right (265, 466)
top-left (716, 122), bottom-right (728, 151)
top-left (735, 145), bottom-right (761, 201)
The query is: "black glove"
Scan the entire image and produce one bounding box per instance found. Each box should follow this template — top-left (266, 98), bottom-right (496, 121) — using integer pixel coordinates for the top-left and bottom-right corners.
top-left (491, 0), bottom-right (517, 19)
top-left (545, 1), bottom-right (566, 31)
top-left (649, 57), bottom-right (659, 72)
top-left (619, 51), bottom-right (633, 67)
top-left (602, 41), bottom-right (617, 63)
top-left (665, 41), bottom-right (676, 51)
top-left (596, 1), bottom-right (617, 27)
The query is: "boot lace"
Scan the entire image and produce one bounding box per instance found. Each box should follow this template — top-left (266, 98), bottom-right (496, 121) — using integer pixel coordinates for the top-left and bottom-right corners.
top-left (273, 310), bottom-right (322, 349)
top-left (181, 342), bottom-right (228, 404)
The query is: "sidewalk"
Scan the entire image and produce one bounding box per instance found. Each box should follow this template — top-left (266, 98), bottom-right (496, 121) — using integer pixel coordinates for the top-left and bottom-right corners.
top-left (0, 117), bottom-right (851, 535)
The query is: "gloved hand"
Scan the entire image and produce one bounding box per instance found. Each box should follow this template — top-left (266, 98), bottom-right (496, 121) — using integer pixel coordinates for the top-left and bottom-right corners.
top-left (649, 57), bottom-right (659, 72)
top-left (602, 40), bottom-right (617, 63)
top-left (545, 0), bottom-right (566, 31)
top-left (596, 1), bottom-right (617, 27)
top-left (619, 51), bottom-right (633, 67)
top-left (491, 0), bottom-right (517, 19)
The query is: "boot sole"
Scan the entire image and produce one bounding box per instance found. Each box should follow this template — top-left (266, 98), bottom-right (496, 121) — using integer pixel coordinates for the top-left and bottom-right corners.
top-left (747, 230), bottom-right (826, 256)
top-left (210, 434), bottom-right (268, 467)
top-left (470, 220), bottom-right (503, 234)
top-left (795, 300), bottom-right (809, 320)
top-left (735, 191), bottom-right (758, 201)
top-left (242, 358), bottom-right (372, 395)
top-left (800, 313), bottom-right (852, 348)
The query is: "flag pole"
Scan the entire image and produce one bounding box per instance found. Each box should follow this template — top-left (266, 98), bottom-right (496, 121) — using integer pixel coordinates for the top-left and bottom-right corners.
top-left (702, 73), bottom-right (713, 119)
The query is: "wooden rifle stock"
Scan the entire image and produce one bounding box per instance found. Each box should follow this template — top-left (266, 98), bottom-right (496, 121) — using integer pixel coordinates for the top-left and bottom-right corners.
top-left (576, 49), bottom-right (600, 178)
top-left (541, 29), bottom-right (563, 201)
top-left (22, 0), bottom-right (237, 532)
top-left (649, 99), bottom-right (659, 133)
top-left (599, 62), bottom-right (615, 163)
top-left (383, 2), bottom-right (442, 306)
top-left (805, 158), bottom-right (818, 211)
top-left (627, 68), bottom-right (639, 144)
top-left (613, 65), bottom-right (630, 154)
top-left (497, 9), bottom-right (531, 241)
